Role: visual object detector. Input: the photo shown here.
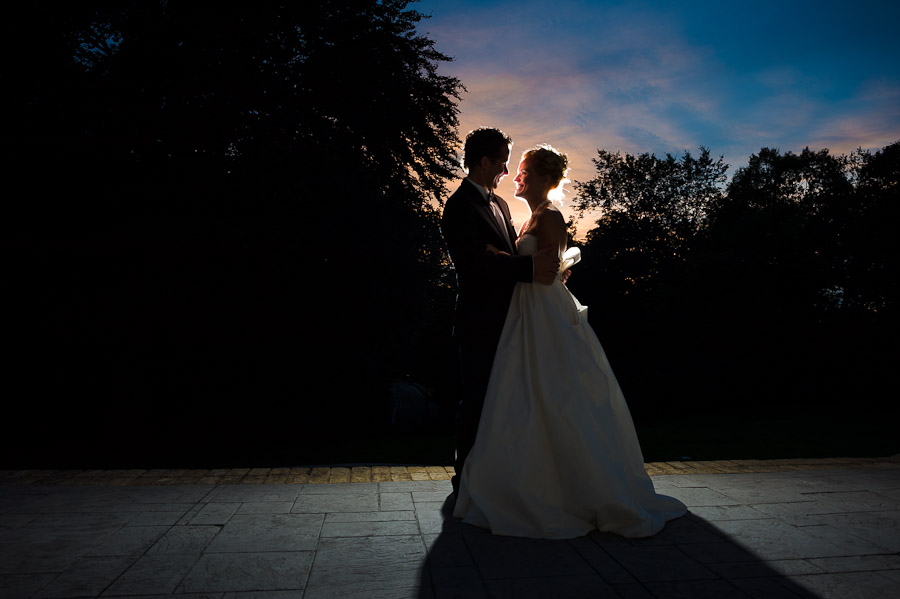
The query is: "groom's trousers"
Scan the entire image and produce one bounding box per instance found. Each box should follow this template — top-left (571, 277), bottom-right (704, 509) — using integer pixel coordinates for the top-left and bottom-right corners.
top-left (453, 335), bottom-right (498, 493)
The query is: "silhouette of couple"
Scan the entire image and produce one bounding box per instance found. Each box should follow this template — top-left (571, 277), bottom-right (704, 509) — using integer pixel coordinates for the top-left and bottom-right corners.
top-left (441, 128), bottom-right (686, 539)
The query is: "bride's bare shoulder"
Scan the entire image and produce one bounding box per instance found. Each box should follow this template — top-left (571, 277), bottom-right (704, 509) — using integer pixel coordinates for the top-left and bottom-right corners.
top-left (535, 205), bottom-right (566, 228)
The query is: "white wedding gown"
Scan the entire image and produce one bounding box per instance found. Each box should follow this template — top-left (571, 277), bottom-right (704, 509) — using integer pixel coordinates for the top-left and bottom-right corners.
top-left (453, 234), bottom-right (687, 539)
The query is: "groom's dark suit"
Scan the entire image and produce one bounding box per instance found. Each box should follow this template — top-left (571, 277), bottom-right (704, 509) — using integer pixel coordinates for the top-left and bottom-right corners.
top-left (441, 178), bottom-right (533, 492)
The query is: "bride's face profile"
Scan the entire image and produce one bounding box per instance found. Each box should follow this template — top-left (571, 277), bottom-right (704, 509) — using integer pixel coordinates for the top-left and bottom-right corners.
top-left (513, 158), bottom-right (551, 203)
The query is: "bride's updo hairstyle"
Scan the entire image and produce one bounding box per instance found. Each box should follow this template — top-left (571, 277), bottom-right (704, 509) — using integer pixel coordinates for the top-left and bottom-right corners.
top-left (522, 144), bottom-right (570, 204)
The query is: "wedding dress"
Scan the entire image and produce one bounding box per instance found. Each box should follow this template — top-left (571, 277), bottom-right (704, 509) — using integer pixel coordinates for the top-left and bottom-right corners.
top-left (453, 234), bottom-right (687, 539)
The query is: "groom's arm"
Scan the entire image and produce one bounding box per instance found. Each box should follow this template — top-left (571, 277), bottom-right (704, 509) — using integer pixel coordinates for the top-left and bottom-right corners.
top-left (441, 198), bottom-right (533, 287)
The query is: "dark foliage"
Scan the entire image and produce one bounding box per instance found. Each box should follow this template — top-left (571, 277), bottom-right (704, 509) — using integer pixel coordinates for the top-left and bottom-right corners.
top-left (569, 143), bottom-right (899, 434)
top-left (2, 1), bottom-right (462, 467)
top-left (3, 2), bottom-right (895, 467)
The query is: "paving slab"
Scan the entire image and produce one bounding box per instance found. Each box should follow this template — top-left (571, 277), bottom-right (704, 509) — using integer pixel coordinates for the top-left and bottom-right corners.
top-left (1, 457), bottom-right (898, 599)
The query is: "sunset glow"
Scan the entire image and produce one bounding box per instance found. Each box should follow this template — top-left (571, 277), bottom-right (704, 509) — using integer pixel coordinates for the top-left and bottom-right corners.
top-left (418, 0), bottom-right (900, 238)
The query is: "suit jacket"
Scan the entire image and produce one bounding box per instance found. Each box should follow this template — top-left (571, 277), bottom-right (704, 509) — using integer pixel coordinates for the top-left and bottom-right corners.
top-left (440, 179), bottom-right (533, 350)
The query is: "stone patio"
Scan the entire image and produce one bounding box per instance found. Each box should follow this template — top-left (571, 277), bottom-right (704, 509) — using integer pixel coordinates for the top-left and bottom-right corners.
top-left (1, 456), bottom-right (898, 598)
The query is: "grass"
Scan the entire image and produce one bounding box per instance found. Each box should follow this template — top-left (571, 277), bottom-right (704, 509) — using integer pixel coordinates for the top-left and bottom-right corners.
top-left (634, 406), bottom-right (898, 462)
top-left (5, 404), bottom-right (894, 470)
top-left (278, 405), bottom-right (897, 468)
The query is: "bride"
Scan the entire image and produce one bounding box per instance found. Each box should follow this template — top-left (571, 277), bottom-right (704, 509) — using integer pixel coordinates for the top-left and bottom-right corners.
top-left (452, 144), bottom-right (687, 539)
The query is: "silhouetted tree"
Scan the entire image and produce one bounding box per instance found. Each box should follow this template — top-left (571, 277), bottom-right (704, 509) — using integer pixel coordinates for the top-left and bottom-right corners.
top-left (576, 147), bottom-right (728, 234)
top-left (707, 147), bottom-right (852, 316)
top-left (569, 142), bottom-right (898, 423)
top-left (572, 147), bottom-right (728, 300)
top-left (692, 148), bottom-right (855, 407)
top-left (2, 1), bottom-right (463, 466)
top-left (565, 149), bottom-right (727, 418)
top-left (842, 142), bottom-right (900, 315)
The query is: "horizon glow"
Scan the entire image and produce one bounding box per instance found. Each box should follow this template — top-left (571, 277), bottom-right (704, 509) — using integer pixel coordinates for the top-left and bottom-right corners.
top-left (416, 0), bottom-right (900, 238)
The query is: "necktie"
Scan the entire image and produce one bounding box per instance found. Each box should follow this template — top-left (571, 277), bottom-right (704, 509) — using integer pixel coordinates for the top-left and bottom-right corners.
top-left (488, 191), bottom-right (509, 239)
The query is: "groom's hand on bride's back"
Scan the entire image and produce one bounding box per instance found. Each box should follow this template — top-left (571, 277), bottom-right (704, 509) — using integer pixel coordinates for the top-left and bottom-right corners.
top-left (533, 247), bottom-right (560, 285)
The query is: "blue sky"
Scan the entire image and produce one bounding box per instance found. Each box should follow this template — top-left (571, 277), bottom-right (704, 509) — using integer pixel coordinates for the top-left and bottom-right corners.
top-left (414, 0), bottom-right (900, 234)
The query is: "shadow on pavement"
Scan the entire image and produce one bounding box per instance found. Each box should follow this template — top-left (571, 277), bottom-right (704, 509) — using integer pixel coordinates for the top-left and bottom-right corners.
top-left (418, 497), bottom-right (821, 598)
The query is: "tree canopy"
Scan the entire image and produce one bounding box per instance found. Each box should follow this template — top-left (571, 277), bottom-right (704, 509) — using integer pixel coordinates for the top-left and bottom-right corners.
top-left (5, 1), bottom-right (462, 227)
top-left (572, 148), bottom-right (728, 300)
top-left (2, 0), bottom-right (464, 467)
top-left (4, 1), bottom-right (896, 467)
top-left (567, 142), bottom-right (899, 426)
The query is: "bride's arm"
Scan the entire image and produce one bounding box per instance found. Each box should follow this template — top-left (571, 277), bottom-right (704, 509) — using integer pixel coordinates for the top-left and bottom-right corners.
top-left (535, 208), bottom-right (567, 258)
top-left (525, 208), bottom-right (566, 285)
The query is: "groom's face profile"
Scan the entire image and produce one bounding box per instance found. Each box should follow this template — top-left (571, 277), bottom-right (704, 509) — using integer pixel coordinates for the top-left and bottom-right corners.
top-left (485, 145), bottom-right (511, 190)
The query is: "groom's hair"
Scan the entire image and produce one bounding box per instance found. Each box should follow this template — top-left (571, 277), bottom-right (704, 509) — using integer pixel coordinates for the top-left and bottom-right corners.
top-left (463, 127), bottom-right (512, 170)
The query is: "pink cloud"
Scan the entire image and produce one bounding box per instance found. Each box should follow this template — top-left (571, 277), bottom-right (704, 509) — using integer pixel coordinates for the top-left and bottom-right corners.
top-left (422, 1), bottom-right (900, 238)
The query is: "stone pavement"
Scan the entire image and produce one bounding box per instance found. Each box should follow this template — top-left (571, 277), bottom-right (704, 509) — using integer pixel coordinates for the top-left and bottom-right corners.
top-left (1, 457), bottom-right (898, 598)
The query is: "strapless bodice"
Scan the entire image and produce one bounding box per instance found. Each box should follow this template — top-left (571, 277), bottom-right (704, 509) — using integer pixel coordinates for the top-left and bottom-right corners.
top-left (515, 233), bottom-right (539, 256)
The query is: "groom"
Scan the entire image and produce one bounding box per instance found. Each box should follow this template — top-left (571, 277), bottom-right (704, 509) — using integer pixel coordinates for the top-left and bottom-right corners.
top-left (440, 127), bottom-right (559, 496)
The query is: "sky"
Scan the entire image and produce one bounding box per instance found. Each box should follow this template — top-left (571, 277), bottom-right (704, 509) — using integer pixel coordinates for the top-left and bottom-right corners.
top-left (414, 0), bottom-right (900, 237)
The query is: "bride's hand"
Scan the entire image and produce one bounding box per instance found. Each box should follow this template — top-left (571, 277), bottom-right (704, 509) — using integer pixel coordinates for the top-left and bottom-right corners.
top-left (485, 244), bottom-right (510, 256)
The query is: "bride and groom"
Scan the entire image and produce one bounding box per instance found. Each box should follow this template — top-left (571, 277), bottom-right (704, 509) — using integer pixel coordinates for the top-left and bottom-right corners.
top-left (440, 127), bottom-right (686, 539)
